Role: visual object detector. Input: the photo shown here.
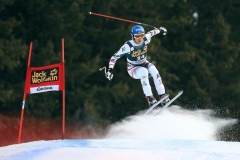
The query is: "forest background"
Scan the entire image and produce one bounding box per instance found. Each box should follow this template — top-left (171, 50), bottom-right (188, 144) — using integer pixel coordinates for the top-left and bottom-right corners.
top-left (1, 0), bottom-right (240, 146)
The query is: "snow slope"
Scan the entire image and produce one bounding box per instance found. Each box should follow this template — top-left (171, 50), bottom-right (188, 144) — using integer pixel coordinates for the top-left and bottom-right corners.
top-left (0, 105), bottom-right (239, 160)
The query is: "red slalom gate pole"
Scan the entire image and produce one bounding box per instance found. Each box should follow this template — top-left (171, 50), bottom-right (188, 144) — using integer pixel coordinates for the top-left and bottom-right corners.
top-left (88, 12), bottom-right (158, 29)
top-left (18, 42), bottom-right (33, 144)
top-left (61, 38), bottom-right (65, 139)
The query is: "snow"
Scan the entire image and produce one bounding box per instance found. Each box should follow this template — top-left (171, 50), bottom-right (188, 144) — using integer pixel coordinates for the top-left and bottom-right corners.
top-left (1, 105), bottom-right (240, 160)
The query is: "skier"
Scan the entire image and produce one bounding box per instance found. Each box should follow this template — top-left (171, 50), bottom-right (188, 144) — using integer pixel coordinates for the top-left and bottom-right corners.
top-left (105, 25), bottom-right (170, 107)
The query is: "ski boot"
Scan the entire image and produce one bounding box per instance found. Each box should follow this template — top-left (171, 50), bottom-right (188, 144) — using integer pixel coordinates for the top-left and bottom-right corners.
top-left (146, 96), bottom-right (157, 107)
top-left (159, 94), bottom-right (170, 107)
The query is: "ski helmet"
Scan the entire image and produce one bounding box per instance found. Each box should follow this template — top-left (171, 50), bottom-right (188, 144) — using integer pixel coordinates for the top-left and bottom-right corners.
top-left (131, 25), bottom-right (145, 39)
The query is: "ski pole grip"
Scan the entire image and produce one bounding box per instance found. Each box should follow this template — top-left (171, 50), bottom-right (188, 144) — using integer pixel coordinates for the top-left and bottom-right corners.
top-left (99, 66), bottom-right (106, 73)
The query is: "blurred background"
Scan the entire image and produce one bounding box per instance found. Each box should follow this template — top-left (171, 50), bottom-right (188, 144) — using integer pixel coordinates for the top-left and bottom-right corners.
top-left (0, 0), bottom-right (240, 146)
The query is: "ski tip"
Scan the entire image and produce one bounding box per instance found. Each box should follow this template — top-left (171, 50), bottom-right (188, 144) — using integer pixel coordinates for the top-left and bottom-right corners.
top-left (88, 12), bottom-right (92, 14)
top-left (179, 90), bottom-right (183, 94)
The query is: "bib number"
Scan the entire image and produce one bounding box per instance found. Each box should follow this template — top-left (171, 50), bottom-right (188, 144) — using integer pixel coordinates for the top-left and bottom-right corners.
top-left (137, 55), bottom-right (145, 60)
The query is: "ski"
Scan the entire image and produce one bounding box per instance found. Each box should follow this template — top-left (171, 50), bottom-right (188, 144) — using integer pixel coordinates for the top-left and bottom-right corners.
top-left (155, 90), bottom-right (183, 116)
top-left (143, 94), bottom-right (169, 115)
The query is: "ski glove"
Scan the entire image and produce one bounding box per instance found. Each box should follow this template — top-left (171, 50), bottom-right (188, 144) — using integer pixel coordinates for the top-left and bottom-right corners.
top-left (105, 68), bottom-right (113, 81)
top-left (159, 27), bottom-right (167, 35)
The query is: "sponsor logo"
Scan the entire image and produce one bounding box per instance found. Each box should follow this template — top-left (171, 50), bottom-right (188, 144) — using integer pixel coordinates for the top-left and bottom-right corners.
top-left (142, 81), bottom-right (147, 86)
top-left (131, 46), bottom-right (147, 57)
top-left (135, 29), bottom-right (142, 33)
top-left (157, 74), bottom-right (162, 84)
top-left (37, 86), bottom-right (53, 91)
top-left (110, 59), bottom-right (116, 63)
top-left (30, 85), bottom-right (59, 94)
top-left (159, 79), bottom-right (162, 84)
top-left (31, 68), bottom-right (59, 84)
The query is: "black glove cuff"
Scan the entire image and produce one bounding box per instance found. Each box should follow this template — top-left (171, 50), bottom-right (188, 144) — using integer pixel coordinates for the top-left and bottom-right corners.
top-left (108, 68), bottom-right (113, 73)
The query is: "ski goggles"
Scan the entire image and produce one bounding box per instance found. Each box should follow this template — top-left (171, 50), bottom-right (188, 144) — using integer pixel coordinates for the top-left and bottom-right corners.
top-left (134, 34), bottom-right (145, 39)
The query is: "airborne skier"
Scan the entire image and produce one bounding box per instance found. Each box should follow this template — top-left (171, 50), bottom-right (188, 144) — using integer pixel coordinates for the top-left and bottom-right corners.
top-left (105, 25), bottom-right (170, 107)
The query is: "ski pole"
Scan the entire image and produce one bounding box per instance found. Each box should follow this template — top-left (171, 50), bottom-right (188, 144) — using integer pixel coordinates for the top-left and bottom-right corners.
top-left (88, 12), bottom-right (158, 30)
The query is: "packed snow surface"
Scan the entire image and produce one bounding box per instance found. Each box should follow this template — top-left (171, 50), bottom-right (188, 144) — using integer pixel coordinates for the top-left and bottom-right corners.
top-left (1, 105), bottom-right (239, 160)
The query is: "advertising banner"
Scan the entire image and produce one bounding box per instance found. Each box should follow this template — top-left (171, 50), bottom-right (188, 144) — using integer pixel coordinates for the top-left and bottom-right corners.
top-left (24, 62), bottom-right (64, 94)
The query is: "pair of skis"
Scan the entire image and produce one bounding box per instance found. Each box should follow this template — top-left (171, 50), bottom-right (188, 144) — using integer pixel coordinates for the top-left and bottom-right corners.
top-left (143, 90), bottom-right (183, 116)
